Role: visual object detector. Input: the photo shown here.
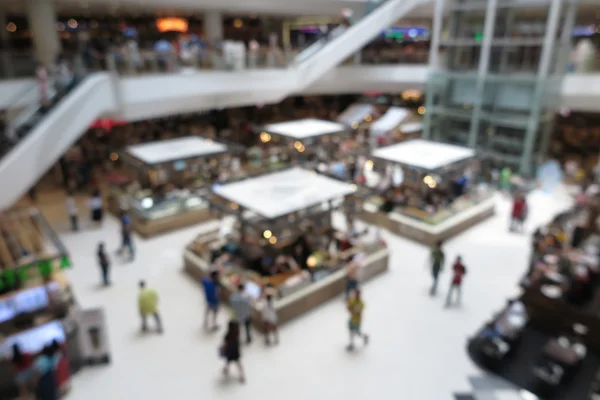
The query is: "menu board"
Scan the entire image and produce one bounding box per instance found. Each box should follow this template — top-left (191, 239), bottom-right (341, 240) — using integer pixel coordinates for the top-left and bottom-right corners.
top-left (0, 283), bottom-right (60, 323)
top-left (0, 320), bottom-right (66, 356)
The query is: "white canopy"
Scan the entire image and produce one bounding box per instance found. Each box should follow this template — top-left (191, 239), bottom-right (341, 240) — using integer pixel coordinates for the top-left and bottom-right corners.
top-left (337, 103), bottom-right (375, 126)
top-left (370, 107), bottom-right (411, 137)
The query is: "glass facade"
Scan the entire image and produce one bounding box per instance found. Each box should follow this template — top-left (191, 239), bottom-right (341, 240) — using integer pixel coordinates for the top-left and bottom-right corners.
top-left (424, 0), bottom-right (578, 175)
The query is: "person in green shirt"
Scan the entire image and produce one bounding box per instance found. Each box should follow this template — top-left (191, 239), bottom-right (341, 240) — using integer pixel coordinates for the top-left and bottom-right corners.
top-left (138, 281), bottom-right (163, 334)
top-left (500, 167), bottom-right (512, 192)
top-left (346, 289), bottom-right (369, 351)
top-left (429, 241), bottom-right (445, 296)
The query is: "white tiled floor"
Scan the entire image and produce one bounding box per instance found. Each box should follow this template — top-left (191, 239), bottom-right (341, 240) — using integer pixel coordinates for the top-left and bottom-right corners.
top-left (58, 188), bottom-right (572, 400)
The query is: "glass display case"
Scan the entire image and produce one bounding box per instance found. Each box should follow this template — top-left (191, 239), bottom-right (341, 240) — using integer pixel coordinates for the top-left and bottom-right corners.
top-left (121, 191), bottom-right (210, 221)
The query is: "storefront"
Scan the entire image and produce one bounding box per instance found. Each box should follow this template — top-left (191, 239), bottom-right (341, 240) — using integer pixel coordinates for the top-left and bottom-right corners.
top-left (183, 167), bottom-right (389, 328)
top-left (359, 139), bottom-right (495, 245)
top-left (0, 209), bottom-right (110, 398)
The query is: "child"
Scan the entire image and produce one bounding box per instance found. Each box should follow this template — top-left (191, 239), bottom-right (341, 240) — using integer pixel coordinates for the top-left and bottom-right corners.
top-left (262, 294), bottom-right (278, 345)
top-left (346, 289), bottom-right (369, 351)
top-left (445, 256), bottom-right (467, 307)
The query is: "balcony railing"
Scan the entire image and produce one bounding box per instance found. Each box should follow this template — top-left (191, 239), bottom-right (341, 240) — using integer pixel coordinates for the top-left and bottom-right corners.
top-left (0, 46), bottom-right (431, 80)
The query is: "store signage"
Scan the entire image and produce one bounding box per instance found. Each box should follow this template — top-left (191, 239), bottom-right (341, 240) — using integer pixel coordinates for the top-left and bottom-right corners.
top-left (156, 18), bottom-right (188, 33)
top-left (0, 256), bottom-right (72, 290)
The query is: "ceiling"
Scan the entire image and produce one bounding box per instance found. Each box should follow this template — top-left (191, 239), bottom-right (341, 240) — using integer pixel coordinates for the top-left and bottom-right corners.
top-left (0, 0), bottom-right (437, 18)
top-left (0, 0), bottom-right (596, 21)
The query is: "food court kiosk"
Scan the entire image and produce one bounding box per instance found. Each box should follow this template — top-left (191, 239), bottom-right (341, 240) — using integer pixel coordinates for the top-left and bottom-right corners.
top-left (359, 139), bottom-right (495, 245)
top-left (108, 136), bottom-right (232, 237)
top-left (184, 167), bottom-right (389, 329)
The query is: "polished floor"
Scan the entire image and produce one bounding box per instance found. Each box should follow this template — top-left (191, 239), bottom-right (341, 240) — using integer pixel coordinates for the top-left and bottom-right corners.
top-left (48, 187), bottom-right (572, 400)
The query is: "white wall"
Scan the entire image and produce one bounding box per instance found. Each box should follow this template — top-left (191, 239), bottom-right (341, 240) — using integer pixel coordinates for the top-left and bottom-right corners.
top-left (561, 74), bottom-right (600, 111)
top-left (119, 65), bottom-right (430, 120)
top-left (2, 69), bottom-right (600, 121)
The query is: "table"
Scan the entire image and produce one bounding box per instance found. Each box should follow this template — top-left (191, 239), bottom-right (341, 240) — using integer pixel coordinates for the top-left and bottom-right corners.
top-left (543, 339), bottom-right (581, 367)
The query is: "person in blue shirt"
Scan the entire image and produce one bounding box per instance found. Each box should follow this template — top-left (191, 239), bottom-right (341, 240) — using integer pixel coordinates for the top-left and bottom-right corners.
top-left (202, 271), bottom-right (221, 331)
top-left (481, 322), bottom-right (504, 339)
top-left (117, 210), bottom-right (134, 261)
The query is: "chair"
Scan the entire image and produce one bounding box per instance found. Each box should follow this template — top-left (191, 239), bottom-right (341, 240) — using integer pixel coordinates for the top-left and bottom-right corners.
top-left (533, 357), bottom-right (565, 386)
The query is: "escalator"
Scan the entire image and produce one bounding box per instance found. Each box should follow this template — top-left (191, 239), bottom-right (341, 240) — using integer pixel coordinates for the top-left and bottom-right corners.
top-left (0, 0), bottom-right (425, 210)
top-left (0, 73), bottom-right (117, 209)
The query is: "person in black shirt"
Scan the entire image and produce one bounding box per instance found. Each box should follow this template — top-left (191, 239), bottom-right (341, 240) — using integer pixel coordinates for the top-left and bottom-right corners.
top-left (97, 242), bottom-right (110, 286)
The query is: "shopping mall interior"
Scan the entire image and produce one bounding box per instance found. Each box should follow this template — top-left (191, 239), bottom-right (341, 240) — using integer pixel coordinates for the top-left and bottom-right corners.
top-left (0, 0), bottom-right (600, 399)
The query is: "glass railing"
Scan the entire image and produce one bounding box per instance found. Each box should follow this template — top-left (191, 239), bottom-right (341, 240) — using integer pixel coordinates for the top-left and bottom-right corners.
top-left (0, 45), bottom-right (430, 80)
top-left (1, 81), bottom-right (38, 155)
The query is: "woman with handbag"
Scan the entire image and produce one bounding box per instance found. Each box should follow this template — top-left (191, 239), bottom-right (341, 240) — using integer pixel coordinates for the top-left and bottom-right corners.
top-left (221, 320), bottom-right (245, 383)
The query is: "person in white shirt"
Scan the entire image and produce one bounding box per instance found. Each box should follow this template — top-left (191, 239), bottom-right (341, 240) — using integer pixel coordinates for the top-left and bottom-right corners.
top-left (88, 189), bottom-right (104, 225)
top-left (65, 191), bottom-right (78, 232)
top-left (262, 294), bottom-right (278, 345)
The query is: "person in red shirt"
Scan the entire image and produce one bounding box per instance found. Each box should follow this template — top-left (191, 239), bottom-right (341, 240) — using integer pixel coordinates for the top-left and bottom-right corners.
top-left (510, 192), bottom-right (528, 233)
top-left (11, 343), bottom-right (34, 399)
top-left (445, 256), bottom-right (467, 307)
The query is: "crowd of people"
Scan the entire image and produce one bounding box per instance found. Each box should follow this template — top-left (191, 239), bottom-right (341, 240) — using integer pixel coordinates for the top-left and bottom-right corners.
top-left (9, 340), bottom-right (65, 400)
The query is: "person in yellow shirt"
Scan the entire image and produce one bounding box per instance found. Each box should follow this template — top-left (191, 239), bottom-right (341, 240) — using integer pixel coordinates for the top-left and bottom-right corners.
top-left (346, 289), bottom-right (368, 351)
top-left (138, 281), bottom-right (163, 334)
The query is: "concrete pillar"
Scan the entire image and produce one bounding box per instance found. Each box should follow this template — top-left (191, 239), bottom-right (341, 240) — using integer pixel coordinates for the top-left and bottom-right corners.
top-left (520, 0), bottom-right (563, 174)
top-left (26, 0), bottom-right (60, 67)
top-left (204, 12), bottom-right (224, 44)
top-left (467, 0), bottom-right (498, 148)
top-left (0, 10), bottom-right (13, 77)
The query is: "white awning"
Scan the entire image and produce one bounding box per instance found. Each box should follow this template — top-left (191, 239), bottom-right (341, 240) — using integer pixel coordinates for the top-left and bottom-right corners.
top-left (337, 103), bottom-right (375, 126)
top-left (370, 107), bottom-right (410, 136)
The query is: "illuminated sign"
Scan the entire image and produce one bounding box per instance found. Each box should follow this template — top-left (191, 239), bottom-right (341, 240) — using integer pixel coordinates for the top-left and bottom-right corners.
top-left (381, 26), bottom-right (430, 39)
top-left (156, 18), bottom-right (188, 33)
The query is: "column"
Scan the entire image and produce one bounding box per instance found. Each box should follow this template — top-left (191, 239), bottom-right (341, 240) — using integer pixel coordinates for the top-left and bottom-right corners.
top-left (499, 9), bottom-right (516, 72)
top-left (555, 1), bottom-right (578, 75)
top-left (26, 0), bottom-right (60, 67)
top-left (422, 0), bottom-right (446, 140)
top-left (467, 0), bottom-right (498, 148)
top-left (428, 0), bottom-right (445, 69)
top-left (520, 0), bottom-right (563, 174)
top-left (0, 10), bottom-right (13, 77)
top-left (204, 12), bottom-right (224, 43)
